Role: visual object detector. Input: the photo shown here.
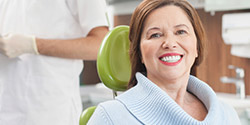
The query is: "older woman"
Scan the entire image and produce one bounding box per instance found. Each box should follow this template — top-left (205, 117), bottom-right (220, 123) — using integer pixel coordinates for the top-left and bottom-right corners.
top-left (88, 0), bottom-right (240, 124)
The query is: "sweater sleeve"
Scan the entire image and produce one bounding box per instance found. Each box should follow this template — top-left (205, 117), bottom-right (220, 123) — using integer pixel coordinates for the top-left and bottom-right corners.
top-left (87, 105), bottom-right (113, 125)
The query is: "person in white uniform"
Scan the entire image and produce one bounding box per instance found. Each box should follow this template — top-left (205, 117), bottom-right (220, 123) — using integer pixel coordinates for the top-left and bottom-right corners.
top-left (0, 0), bottom-right (109, 125)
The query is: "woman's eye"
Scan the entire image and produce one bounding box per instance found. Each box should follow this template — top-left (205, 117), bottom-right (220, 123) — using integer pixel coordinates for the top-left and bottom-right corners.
top-left (176, 30), bottom-right (187, 35)
top-left (150, 33), bottom-right (161, 39)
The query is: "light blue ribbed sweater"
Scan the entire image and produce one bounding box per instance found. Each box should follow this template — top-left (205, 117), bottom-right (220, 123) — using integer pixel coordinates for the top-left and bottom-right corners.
top-left (88, 73), bottom-right (240, 125)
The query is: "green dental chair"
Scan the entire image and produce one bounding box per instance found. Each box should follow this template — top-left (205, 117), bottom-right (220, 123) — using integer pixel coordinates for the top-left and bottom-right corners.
top-left (79, 25), bottom-right (131, 125)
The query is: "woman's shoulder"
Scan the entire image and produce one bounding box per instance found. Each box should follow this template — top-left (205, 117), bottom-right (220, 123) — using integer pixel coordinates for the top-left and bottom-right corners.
top-left (87, 100), bottom-right (125, 124)
top-left (96, 99), bottom-right (134, 117)
top-left (98, 99), bottom-right (126, 111)
top-left (218, 101), bottom-right (241, 124)
top-left (88, 99), bottom-right (142, 125)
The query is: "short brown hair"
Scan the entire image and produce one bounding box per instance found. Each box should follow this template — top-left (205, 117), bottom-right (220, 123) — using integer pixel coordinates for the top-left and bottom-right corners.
top-left (128, 0), bottom-right (206, 88)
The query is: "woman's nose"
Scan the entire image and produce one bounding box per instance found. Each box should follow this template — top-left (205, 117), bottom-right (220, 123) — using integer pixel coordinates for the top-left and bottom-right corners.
top-left (161, 36), bottom-right (177, 49)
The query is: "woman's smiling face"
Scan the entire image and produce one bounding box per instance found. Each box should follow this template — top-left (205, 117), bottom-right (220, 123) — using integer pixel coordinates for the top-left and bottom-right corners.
top-left (140, 5), bottom-right (198, 83)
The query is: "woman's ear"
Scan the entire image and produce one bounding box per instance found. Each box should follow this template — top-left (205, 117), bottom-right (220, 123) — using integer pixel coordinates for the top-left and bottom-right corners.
top-left (141, 56), bottom-right (144, 64)
top-left (195, 47), bottom-right (198, 58)
top-left (195, 51), bottom-right (198, 58)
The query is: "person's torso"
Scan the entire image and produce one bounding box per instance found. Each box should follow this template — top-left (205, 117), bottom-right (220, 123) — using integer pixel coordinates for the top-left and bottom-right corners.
top-left (0, 0), bottom-right (85, 124)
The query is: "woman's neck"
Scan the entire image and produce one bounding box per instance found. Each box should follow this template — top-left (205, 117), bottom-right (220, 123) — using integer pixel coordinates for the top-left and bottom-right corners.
top-left (148, 73), bottom-right (190, 106)
top-left (151, 75), bottom-right (207, 120)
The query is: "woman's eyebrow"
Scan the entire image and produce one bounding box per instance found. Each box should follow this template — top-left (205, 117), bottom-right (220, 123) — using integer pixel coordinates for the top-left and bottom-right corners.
top-left (175, 24), bottom-right (189, 30)
top-left (145, 27), bottom-right (160, 35)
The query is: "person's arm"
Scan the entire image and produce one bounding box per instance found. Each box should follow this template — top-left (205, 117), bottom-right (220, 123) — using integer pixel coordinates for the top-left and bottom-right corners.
top-left (37, 26), bottom-right (108, 60)
top-left (0, 26), bottom-right (108, 59)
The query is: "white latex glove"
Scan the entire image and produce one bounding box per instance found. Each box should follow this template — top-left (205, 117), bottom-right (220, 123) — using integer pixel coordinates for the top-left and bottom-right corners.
top-left (0, 33), bottom-right (39, 58)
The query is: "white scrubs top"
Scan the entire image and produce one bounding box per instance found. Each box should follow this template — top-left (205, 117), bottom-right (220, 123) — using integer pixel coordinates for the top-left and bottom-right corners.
top-left (0, 0), bottom-right (108, 125)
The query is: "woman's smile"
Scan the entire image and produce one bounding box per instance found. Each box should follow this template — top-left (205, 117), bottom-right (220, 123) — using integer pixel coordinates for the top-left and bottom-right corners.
top-left (159, 53), bottom-right (183, 66)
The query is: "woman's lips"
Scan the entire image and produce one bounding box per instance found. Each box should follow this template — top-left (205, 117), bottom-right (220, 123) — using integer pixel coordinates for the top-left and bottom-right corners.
top-left (159, 53), bottom-right (183, 66)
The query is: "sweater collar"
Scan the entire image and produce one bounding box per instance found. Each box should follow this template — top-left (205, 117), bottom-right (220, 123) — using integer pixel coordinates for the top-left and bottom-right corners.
top-left (117, 72), bottom-right (226, 125)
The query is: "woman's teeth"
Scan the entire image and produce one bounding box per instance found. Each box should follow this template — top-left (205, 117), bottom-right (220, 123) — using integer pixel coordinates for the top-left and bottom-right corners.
top-left (160, 55), bottom-right (181, 62)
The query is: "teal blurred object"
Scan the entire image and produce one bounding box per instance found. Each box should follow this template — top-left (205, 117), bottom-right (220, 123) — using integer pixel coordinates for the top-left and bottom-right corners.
top-left (79, 106), bottom-right (96, 125)
top-left (97, 25), bottom-right (131, 91)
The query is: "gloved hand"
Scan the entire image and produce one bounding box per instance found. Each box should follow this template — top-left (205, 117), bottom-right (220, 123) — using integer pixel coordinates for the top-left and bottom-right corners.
top-left (0, 33), bottom-right (39, 58)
